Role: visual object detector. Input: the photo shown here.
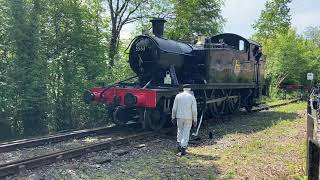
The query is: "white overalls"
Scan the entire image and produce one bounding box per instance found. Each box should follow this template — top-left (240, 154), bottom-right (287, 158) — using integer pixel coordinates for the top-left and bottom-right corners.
top-left (171, 89), bottom-right (197, 148)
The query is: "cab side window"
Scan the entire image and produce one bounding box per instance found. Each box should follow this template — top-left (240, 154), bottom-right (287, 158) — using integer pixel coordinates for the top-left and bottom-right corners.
top-left (239, 40), bottom-right (245, 51)
top-left (252, 46), bottom-right (262, 61)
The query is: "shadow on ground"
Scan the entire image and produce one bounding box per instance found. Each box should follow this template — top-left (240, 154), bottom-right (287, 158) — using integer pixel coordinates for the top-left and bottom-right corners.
top-left (59, 106), bottom-right (303, 179)
top-left (195, 110), bottom-right (299, 140)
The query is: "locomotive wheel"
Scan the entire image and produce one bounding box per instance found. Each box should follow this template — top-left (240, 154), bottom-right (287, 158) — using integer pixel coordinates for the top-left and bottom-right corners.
top-left (244, 105), bottom-right (253, 112)
top-left (146, 109), bottom-right (167, 130)
top-left (113, 106), bottom-right (129, 126)
top-left (227, 97), bottom-right (240, 114)
top-left (138, 109), bottom-right (150, 130)
top-left (209, 100), bottom-right (225, 118)
top-left (214, 101), bottom-right (225, 116)
top-left (208, 104), bottom-right (216, 117)
top-left (244, 97), bottom-right (254, 112)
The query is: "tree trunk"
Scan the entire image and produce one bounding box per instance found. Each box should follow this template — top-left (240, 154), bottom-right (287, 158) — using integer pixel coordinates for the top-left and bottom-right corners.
top-left (108, 22), bottom-right (119, 66)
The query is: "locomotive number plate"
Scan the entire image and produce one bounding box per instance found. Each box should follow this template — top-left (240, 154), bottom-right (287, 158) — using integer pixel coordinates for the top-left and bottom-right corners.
top-left (136, 40), bottom-right (147, 52)
top-left (136, 46), bottom-right (145, 52)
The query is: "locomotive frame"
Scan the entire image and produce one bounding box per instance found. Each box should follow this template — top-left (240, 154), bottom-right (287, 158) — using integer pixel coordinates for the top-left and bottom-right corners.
top-left (84, 18), bottom-right (267, 130)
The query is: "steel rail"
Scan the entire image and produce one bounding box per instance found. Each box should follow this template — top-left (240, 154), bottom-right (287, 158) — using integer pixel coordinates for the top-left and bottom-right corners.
top-left (0, 98), bottom-right (301, 153)
top-left (0, 123), bottom-right (139, 153)
top-left (252, 98), bottom-right (301, 112)
top-left (0, 99), bottom-right (302, 178)
top-left (0, 129), bottom-right (171, 178)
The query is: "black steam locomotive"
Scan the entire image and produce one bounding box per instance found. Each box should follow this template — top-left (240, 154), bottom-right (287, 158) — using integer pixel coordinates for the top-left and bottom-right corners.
top-left (84, 18), bottom-right (266, 130)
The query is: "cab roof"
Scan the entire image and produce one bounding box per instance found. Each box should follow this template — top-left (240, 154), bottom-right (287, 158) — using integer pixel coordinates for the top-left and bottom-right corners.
top-left (211, 33), bottom-right (261, 47)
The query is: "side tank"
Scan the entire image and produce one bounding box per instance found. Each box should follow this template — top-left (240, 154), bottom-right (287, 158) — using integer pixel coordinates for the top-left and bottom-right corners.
top-left (195, 33), bottom-right (265, 84)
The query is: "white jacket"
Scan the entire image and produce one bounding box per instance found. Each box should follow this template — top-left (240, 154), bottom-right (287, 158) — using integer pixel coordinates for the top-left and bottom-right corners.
top-left (171, 90), bottom-right (197, 122)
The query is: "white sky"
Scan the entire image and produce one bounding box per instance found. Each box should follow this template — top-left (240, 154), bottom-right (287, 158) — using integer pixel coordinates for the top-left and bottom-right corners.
top-left (223, 0), bottom-right (320, 38)
top-left (121, 0), bottom-right (320, 39)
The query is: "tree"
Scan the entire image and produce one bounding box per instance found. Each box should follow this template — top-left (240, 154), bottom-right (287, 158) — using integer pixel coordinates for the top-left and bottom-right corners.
top-left (167, 0), bottom-right (225, 42)
top-left (106, 0), bottom-right (147, 66)
top-left (0, 0), bottom-right (16, 138)
top-left (305, 26), bottom-right (320, 47)
top-left (253, 0), bottom-right (292, 40)
top-left (262, 29), bottom-right (320, 94)
top-left (0, 0), bottom-right (223, 138)
top-left (40, 0), bottom-right (109, 130)
top-left (8, 0), bottom-right (48, 136)
top-left (132, 0), bottom-right (174, 35)
top-left (1, 0), bottom-right (115, 138)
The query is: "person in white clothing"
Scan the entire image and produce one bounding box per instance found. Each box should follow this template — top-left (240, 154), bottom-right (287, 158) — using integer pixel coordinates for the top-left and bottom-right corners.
top-left (171, 84), bottom-right (197, 156)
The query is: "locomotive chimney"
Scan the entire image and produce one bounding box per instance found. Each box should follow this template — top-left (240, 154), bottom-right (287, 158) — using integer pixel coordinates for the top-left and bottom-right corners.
top-left (150, 18), bottom-right (167, 38)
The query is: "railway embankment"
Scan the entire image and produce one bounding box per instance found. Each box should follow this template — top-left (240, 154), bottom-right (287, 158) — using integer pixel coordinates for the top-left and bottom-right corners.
top-left (10, 101), bottom-right (306, 179)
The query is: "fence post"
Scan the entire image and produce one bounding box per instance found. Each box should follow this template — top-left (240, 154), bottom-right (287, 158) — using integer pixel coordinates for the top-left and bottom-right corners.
top-left (307, 139), bottom-right (320, 180)
top-left (307, 99), bottom-right (320, 179)
top-left (306, 102), bottom-right (313, 176)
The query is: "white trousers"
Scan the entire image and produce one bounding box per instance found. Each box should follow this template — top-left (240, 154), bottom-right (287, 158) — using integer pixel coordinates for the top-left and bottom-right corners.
top-left (177, 118), bottom-right (192, 148)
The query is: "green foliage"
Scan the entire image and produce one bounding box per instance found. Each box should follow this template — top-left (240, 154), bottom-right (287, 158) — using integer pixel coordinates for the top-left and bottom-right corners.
top-left (106, 0), bottom-right (151, 66)
top-left (108, 43), bottom-right (135, 83)
top-left (0, 0), bottom-right (112, 138)
top-left (257, 30), bottom-right (320, 96)
top-left (305, 26), bottom-right (320, 48)
top-left (0, 0), bottom-right (258, 138)
top-left (0, 0), bottom-right (15, 138)
top-left (166, 0), bottom-right (225, 42)
top-left (132, 0), bottom-right (174, 35)
top-left (40, 0), bottom-right (109, 131)
top-left (264, 30), bottom-right (307, 85)
top-left (252, 0), bottom-right (320, 98)
top-left (8, 0), bottom-right (48, 136)
top-left (253, 0), bottom-right (292, 40)
top-left (133, 0), bottom-right (225, 43)
top-left (1, 0), bottom-right (169, 138)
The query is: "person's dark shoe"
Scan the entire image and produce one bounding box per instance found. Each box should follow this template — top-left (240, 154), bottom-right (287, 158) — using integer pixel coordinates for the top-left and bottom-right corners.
top-left (177, 145), bottom-right (181, 152)
top-left (181, 147), bottom-right (186, 156)
top-left (176, 143), bottom-right (181, 152)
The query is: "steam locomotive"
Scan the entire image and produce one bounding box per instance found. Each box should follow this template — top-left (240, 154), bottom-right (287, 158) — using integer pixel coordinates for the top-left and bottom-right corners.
top-left (84, 18), bottom-right (266, 130)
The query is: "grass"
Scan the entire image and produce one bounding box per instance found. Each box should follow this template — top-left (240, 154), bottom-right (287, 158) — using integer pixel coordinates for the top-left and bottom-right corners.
top-left (192, 102), bottom-right (306, 179)
top-left (40, 102), bottom-right (308, 179)
top-left (90, 102), bottom-right (307, 179)
top-left (261, 95), bottom-right (301, 106)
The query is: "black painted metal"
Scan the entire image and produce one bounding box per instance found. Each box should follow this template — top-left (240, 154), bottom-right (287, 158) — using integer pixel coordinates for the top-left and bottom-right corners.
top-left (308, 139), bottom-right (320, 180)
top-left (306, 91), bottom-right (320, 179)
top-left (95, 22), bottom-right (268, 128)
top-left (128, 35), bottom-right (193, 83)
top-left (150, 18), bottom-right (166, 38)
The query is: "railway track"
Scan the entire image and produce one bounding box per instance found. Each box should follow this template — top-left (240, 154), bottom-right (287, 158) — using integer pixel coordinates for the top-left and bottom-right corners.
top-left (0, 98), bottom-right (302, 178)
top-left (0, 123), bottom-right (139, 153)
top-left (252, 98), bottom-right (301, 112)
top-left (0, 99), bottom-right (301, 154)
top-left (0, 129), bottom-right (172, 178)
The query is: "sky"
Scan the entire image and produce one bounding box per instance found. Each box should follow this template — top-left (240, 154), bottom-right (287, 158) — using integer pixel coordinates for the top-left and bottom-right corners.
top-left (121, 0), bottom-right (320, 39)
top-left (223, 0), bottom-right (320, 38)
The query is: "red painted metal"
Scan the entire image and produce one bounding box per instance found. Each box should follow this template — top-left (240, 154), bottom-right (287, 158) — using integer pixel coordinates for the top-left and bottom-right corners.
top-left (90, 86), bottom-right (157, 108)
top-left (91, 87), bottom-right (104, 102)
